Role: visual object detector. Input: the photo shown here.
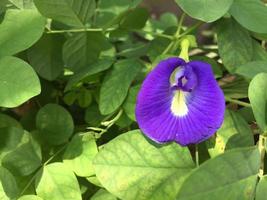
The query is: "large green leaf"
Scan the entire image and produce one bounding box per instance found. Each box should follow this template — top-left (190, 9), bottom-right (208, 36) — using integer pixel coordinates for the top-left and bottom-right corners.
top-left (28, 34), bottom-right (65, 81)
top-left (0, 56), bottom-right (41, 108)
top-left (235, 61), bottom-right (267, 79)
top-left (221, 77), bottom-right (249, 99)
top-left (65, 58), bottom-right (114, 91)
top-left (0, 167), bottom-right (19, 200)
top-left (63, 134), bottom-right (98, 177)
top-left (93, 130), bottom-right (195, 200)
top-left (9, 0), bottom-right (35, 9)
top-left (176, 147), bottom-right (260, 200)
top-left (33, 0), bottom-right (95, 27)
top-left (2, 136), bottom-right (42, 176)
top-left (248, 73), bottom-right (267, 132)
top-left (207, 110), bottom-right (254, 157)
top-left (99, 59), bottom-right (143, 115)
top-left (35, 163), bottom-right (82, 200)
top-left (256, 176), bottom-right (267, 200)
top-left (63, 32), bottom-right (112, 72)
top-left (175, 0), bottom-right (233, 22)
top-left (91, 189), bottom-right (117, 200)
top-left (18, 195), bottom-right (43, 200)
top-left (230, 0), bottom-right (267, 33)
top-left (0, 9), bottom-right (45, 57)
top-left (216, 18), bottom-right (253, 72)
top-left (36, 104), bottom-right (74, 145)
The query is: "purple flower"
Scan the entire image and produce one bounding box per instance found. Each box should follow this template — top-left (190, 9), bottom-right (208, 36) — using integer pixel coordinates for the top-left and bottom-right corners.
top-left (135, 57), bottom-right (225, 146)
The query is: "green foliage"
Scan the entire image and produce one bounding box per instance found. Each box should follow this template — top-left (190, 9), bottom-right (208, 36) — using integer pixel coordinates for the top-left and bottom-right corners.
top-left (0, 0), bottom-right (267, 199)
top-left (93, 130), bottom-right (195, 200)
top-left (0, 56), bottom-right (41, 107)
top-left (36, 104), bottom-right (74, 145)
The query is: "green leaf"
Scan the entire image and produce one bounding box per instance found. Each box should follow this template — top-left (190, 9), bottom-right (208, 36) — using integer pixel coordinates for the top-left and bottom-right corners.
top-left (99, 59), bottom-right (143, 115)
top-left (0, 167), bottom-right (19, 200)
top-left (33, 0), bottom-right (95, 27)
top-left (28, 34), bottom-right (64, 81)
top-left (91, 189), bottom-right (117, 200)
top-left (216, 18), bottom-right (253, 72)
top-left (9, 0), bottom-right (36, 9)
top-left (2, 136), bottom-right (42, 176)
top-left (77, 89), bottom-right (92, 108)
top-left (65, 58), bottom-right (114, 91)
top-left (0, 127), bottom-right (25, 159)
top-left (0, 9), bottom-right (45, 57)
top-left (175, 0), bottom-right (233, 22)
top-left (0, 56), bottom-right (41, 108)
top-left (123, 84), bottom-right (140, 121)
top-left (222, 77), bottom-right (248, 99)
top-left (0, 113), bottom-right (22, 129)
top-left (85, 104), bottom-right (106, 126)
top-left (120, 8), bottom-right (149, 30)
top-left (252, 40), bottom-right (267, 61)
top-left (207, 110), bottom-right (254, 157)
top-left (230, 0), bottom-right (267, 33)
top-left (93, 130), bottom-right (195, 200)
top-left (176, 147), bottom-right (260, 200)
top-left (63, 134), bottom-right (98, 177)
top-left (36, 104), bottom-right (74, 145)
top-left (18, 195), bottom-right (43, 200)
top-left (35, 163), bottom-right (82, 200)
top-left (63, 32), bottom-right (112, 72)
top-left (248, 73), bottom-right (267, 132)
top-left (236, 61), bottom-right (267, 79)
top-left (256, 176), bottom-right (267, 200)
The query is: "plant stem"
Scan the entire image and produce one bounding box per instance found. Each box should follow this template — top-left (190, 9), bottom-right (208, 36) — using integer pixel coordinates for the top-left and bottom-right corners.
top-left (258, 135), bottom-right (266, 179)
top-left (46, 27), bottom-right (115, 34)
top-left (195, 144), bottom-right (199, 167)
top-left (225, 96), bottom-right (251, 108)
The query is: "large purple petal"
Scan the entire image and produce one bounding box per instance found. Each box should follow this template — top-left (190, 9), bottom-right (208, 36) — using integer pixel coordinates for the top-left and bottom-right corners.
top-left (135, 57), bottom-right (225, 146)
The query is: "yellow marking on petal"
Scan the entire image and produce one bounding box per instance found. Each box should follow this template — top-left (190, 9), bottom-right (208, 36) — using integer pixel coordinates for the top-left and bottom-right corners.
top-left (171, 90), bottom-right (188, 117)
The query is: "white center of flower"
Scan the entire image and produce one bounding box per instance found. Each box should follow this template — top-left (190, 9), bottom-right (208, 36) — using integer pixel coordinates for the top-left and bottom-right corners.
top-left (170, 90), bottom-right (188, 117)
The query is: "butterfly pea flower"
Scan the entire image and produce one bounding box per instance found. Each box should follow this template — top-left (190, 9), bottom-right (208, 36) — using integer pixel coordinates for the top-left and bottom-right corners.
top-left (135, 57), bottom-right (225, 146)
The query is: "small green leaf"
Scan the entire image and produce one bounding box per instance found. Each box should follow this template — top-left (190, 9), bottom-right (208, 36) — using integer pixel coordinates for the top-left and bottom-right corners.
top-left (93, 130), bottom-right (195, 200)
top-left (248, 73), bottom-right (267, 132)
top-left (85, 104), bottom-right (106, 127)
top-left (120, 8), bottom-right (149, 30)
top-left (230, 0), bottom-right (267, 33)
top-left (36, 104), bottom-right (74, 145)
top-left (65, 58), bottom-right (114, 91)
top-left (256, 176), bottom-right (267, 200)
top-left (176, 147), bottom-right (260, 200)
top-left (175, 0), bottom-right (233, 22)
top-left (0, 113), bottom-right (22, 129)
top-left (207, 110), bottom-right (254, 157)
top-left (0, 56), bottom-right (41, 108)
top-left (28, 34), bottom-right (64, 81)
top-left (99, 59), bottom-right (143, 115)
top-left (91, 189), bottom-right (117, 200)
top-left (35, 163), bottom-right (82, 200)
top-left (217, 18), bottom-right (253, 72)
top-left (77, 89), bottom-right (92, 108)
top-left (63, 134), bottom-right (98, 177)
top-left (222, 77), bottom-right (248, 99)
top-left (18, 195), bottom-right (43, 200)
top-left (0, 167), bottom-right (19, 200)
top-left (236, 61), bottom-right (267, 79)
top-left (33, 0), bottom-right (95, 27)
top-left (0, 9), bottom-right (45, 57)
top-left (123, 84), bottom-right (140, 121)
top-left (63, 33), bottom-right (112, 72)
top-left (2, 136), bottom-right (42, 176)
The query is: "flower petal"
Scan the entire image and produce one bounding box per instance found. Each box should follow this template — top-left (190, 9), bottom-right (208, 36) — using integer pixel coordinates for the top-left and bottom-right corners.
top-left (136, 58), bottom-right (225, 146)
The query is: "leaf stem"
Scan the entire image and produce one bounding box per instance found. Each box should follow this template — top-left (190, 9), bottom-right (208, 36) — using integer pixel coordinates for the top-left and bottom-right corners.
top-left (46, 27), bottom-right (115, 34)
top-left (225, 96), bottom-right (251, 107)
top-left (195, 144), bottom-right (199, 167)
top-left (258, 135), bottom-right (266, 179)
